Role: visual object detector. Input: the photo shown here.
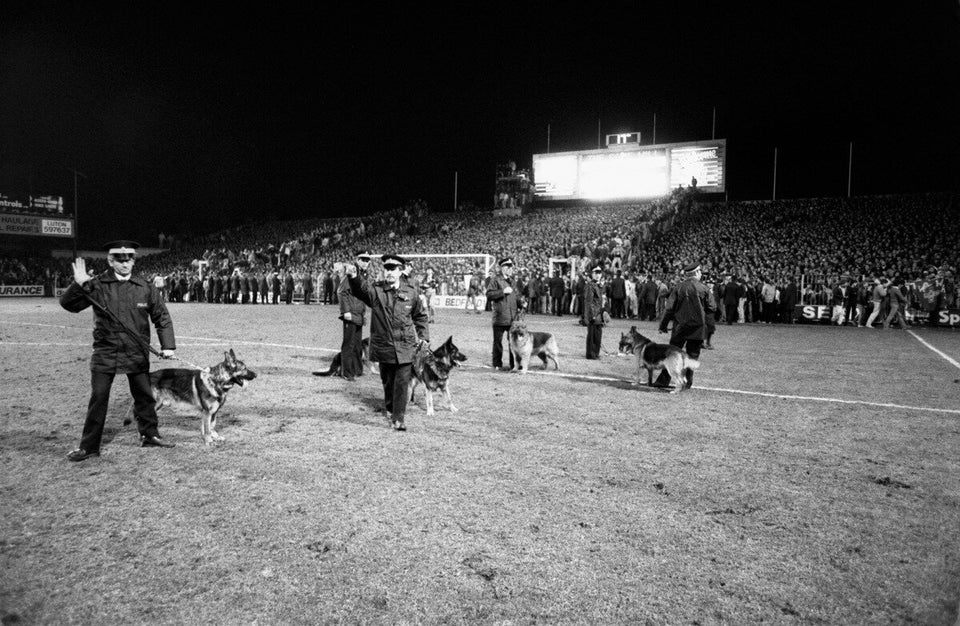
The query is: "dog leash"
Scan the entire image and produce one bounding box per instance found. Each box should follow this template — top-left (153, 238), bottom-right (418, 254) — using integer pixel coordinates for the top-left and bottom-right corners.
top-left (78, 288), bottom-right (207, 371)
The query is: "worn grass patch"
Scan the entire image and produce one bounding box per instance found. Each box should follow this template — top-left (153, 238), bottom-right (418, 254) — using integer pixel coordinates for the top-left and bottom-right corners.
top-left (1, 300), bottom-right (959, 624)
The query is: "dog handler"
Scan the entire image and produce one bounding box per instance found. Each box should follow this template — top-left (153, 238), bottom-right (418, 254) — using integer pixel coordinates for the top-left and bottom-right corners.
top-left (486, 257), bottom-right (520, 370)
top-left (319, 249), bottom-right (370, 380)
top-left (346, 253), bottom-right (429, 431)
top-left (60, 240), bottom-right (177, 461)
top-left (657, 262), bottom-right (717, 389)
top-left (583, 265), bottom-right (607, 359)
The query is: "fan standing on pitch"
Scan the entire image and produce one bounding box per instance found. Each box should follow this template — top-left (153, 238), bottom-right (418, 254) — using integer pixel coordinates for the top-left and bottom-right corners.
top-left (59, 240), bottom-right (177, 461)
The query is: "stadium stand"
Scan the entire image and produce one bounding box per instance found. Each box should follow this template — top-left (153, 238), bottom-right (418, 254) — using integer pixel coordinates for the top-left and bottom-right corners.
top-left (2, 192), bottom-right (957, 322)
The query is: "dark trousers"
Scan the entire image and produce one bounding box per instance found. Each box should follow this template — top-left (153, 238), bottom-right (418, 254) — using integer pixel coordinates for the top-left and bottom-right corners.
top-left (492, 325), bottom-right (514, 369)
top-left (340, 322), bottom-right (364, 378)
top-left (724, 303), bottom-right (739, 324)
top-left (285, 290), bottom-right (293, 304)
top-left (586, 322), bottom-right (603, 359)
top-left (641, 302), bottom-right (657, 320)
top-left (303, 291), bottom-right (312, 305)
top-left (81, 371), bottom-right (159, 451)
top-left (379, 362), bottom-right (413, 422)
top-left (612, 298), bottom-right (625, 319)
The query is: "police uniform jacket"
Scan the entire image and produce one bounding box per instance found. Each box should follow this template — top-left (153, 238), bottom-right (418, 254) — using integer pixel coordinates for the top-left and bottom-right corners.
top-left (486, 274), bottom-right (519, 326)
top-left (348, 276), bottom-right (428, 364)
top-left (338, 274), bottom-right (367, 327)
top-left (60, 271), bottom-right (175, 374)
top-left (583, 279), bottom-right (605, 324)
top-left (659, 278), bottom-right (717, 341)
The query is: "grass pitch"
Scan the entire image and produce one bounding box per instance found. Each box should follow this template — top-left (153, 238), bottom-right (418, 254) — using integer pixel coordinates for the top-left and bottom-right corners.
top-left (1, 299), bottom-right (959, 624)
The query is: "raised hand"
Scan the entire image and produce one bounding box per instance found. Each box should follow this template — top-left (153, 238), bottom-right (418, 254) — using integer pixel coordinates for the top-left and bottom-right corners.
top-left (72, 258), bottom-right (90, 285)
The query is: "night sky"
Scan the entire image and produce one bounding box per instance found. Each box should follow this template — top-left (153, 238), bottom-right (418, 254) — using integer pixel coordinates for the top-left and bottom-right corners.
top-left (1, 2), bottom-right (958, 245)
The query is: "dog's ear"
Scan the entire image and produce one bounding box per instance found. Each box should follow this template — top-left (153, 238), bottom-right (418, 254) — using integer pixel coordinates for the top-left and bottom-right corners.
top-left (630, 326), bottom-right (636, 331)
top-left (224, 350), bottom-right (231, 362)
top-left (229, 348), bottom-right (237, 360)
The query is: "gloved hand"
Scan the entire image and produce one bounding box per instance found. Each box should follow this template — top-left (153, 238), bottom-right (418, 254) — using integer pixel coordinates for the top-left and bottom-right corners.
top-left (343, 312), bottom-right (352, 321)
top-left (161, 349), bottom-right (176, 359)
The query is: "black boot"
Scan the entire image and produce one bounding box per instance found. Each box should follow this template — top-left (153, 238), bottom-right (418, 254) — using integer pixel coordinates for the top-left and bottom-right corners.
top-left (684, 368), bottom-right (694, 389)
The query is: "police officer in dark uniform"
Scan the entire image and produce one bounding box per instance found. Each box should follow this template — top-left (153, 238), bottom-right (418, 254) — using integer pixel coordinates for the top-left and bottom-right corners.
top-left (60, 241), bottom-right (177, 461)
top-left (583, 265), bottom-right (607, 359)
top-left (658, 262), bottom-right (717, 389)
top-left (486, 257), bottom-right (520, 370)
top-left (328, 250), bottom-right (371, 380)
top-left (346, 254), bottom-right (429, 431)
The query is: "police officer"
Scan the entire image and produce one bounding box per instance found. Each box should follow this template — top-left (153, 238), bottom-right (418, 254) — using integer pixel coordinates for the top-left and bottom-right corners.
top-left (658, 262), bottom-right (717, 389)
top-left (330, 250), bottom-right (371, 380)
top-left (346, 254), bottom-right (429, 431)
top-left (583, 265), bottom-right (607, 359)
top-left (60, 241), bottom-right (177, 461)
top-left (486, 257), bottom-right (520, 370)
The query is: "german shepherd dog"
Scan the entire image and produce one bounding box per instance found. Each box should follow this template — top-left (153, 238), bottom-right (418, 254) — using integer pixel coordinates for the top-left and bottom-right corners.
top-left (125, 349), bottom-right (257, 445)
top-left (409, 336), bottom-right (468, 415)
top-left (313, 338), bottom-right (376, 377)
top-left (508, 320), bottom-right (560, 374)
top-left (618, 327), bottom-right (698, 393)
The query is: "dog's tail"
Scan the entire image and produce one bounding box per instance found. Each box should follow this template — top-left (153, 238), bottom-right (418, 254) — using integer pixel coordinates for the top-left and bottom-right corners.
top-left (312, 354), bottom-right (341, 377)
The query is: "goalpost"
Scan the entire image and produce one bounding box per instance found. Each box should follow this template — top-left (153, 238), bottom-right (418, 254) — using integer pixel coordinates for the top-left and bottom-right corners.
top-left (395, 253), bottom-right (494, 275)
top-left (332, 253), bottom-right (494, 309)
top-left (391, 253), bottom-right (494, 310)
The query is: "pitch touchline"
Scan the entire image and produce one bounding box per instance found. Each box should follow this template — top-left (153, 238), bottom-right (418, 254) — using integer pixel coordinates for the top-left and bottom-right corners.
top-left (907, 329), bottom-right (960, 370)
top-left (473, 364), bottom-right (960, 416)
top-left (0, 322), bottom-right (338, 353)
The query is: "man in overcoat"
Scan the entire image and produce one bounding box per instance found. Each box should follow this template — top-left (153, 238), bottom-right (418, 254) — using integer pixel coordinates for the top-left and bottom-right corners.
top-left (347, 254), bottom-right (429, 431)
top-left (658, 262), bottom-right (717, 389)
top-left (59, 241), bottom-right (176, 461)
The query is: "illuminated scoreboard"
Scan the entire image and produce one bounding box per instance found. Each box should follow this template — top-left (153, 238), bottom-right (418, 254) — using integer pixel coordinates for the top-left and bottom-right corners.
top-left (533, 139), bottom-right (726, 201)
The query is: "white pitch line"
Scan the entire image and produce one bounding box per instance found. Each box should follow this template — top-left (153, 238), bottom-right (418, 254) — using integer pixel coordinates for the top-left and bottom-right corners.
top-left (0, 321), bottom-right (86, 331)
top-left (696, 385), bottom-right (960, 416)
top-left (0, 322), bottom-right (338, 353)
top-left (473, 364), bottom-right (960, 416)
top-left (907, 329), bottom-right (960, 371)
top-left (0, 342), bottom-right (89, 347)
top-left (176, 335), bottom-right (337, 352)
top-left (4, 320), bottom-right (956, 415)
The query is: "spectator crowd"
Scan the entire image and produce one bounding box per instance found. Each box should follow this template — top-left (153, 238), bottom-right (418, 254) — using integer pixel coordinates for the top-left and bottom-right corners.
top-left (2, 190), bottom-right (956, 327)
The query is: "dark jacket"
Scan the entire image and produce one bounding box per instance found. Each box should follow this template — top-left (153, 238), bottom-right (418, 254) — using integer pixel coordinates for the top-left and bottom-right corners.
top-left (549, 276), bottom-right (565, 299)
top-left (722, 281), bottom-right (742, 306)
top-left (659, 278), bottom-right (717, 341)
top-left (349, 276), bottom-right (428, 364)
top-left (583, 279), bottom-right (605, 324)
top-left (610, 276), bottom-right (626, 299)
top-left (338, 275), bottom-right (367, 327)
top-left (640, 279), bottom-right (658, 304)
top-left (60, 271), bottom-right (175, 374)
top-left (486, 274), bottom-right (519, 327)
